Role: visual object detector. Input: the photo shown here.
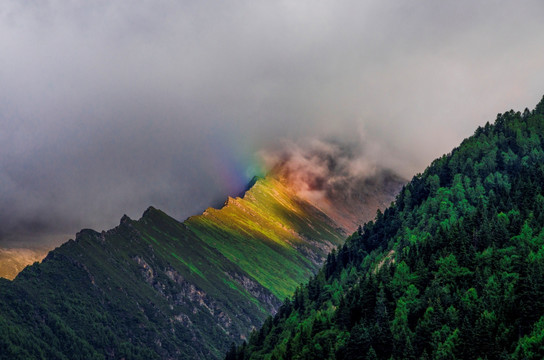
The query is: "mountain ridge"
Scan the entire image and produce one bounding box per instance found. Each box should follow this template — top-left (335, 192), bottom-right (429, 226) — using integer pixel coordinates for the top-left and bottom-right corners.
top-left (0, 171), bottom-right (387, 359)
top-left (0, 168), bottom-right (403, 281)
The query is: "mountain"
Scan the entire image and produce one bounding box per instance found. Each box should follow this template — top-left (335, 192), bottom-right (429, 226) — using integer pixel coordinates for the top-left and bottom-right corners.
top-left (231, 97), bottom-right (544, 360)
top-left (0, 172), bottom-right (401, 359)
top-left (0, 167), bottom-right (404, 283)
top-left (0, 248), bottom-right (48, 280)
top-left (185, 176), bottom-right (345, 300)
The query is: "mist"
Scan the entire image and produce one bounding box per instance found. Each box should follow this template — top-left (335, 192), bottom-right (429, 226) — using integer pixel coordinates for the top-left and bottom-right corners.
top-left (2, 0), bottom-right (544, 248)
top-left (262, 137), bottom-right (387, 201)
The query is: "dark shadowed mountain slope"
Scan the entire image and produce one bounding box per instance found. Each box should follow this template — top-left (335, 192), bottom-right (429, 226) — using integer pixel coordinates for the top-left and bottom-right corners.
top-left (231, 97), bottom-right (544, 360)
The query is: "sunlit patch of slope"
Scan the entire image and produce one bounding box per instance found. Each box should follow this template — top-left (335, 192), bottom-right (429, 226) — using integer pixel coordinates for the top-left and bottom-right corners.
top-left (0, 248), bottom-right (48, 280)
top-left (186, 176), bottom-right (345, 299)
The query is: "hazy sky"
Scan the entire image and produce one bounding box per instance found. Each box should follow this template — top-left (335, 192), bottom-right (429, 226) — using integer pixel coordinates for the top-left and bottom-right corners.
top-left (1, 0), bottom-right (544, 248)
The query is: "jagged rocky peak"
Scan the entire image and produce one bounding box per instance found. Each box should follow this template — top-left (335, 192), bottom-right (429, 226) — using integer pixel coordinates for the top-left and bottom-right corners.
top-left (233, 175), bottom-right (264, 198)
top-left (75, 228), bottom-right (101, 242)
top-left (246, 175), bottom-right (263, 190)
top-left (120, 214), bottom-right (132, 225)
top-left (142, 205), bottom-right (160, 219)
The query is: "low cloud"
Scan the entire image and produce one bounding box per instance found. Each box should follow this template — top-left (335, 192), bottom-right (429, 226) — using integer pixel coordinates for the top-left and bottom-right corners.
top-left (262, 137), bottom-right (377, 199)
top-left (261, 137), bottom-right (406, 231)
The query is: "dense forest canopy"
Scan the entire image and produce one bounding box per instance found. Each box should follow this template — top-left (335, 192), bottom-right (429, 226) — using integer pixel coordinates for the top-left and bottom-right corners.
top-left (229, 96), bottom-right (544, 360)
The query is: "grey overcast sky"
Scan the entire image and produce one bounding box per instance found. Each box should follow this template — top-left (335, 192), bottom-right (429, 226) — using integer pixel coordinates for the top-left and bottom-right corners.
top-left (1, 0), bottom-right (544, 248)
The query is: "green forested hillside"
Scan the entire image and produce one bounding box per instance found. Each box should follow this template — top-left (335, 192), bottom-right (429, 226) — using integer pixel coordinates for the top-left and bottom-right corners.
top-left (0, 177), bottom-right (346, 359)
top-left (230, 97), bottom-right (544, 360)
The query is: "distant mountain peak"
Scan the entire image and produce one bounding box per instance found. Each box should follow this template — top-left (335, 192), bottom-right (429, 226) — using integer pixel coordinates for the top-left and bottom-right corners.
top-left (120, 214), bottom-right (132, 225)
top-left (247, 175), bottom-right (263, 188)
top-left (75, 228), bottom-right (101, 241)
top-left (222, 196), bottom-right (236, 207)
top-left (141, 205), bottom-right (160, 219)
top-left (233, 175), bottom-right (264, 199)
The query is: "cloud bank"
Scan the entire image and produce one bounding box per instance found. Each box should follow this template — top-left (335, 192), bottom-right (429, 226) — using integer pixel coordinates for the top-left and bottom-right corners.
top-left (1, 0), bottom-right (544, 247)
top-left (261, 137), bottom-right (406, 231)
top-left (262, 137), bottom-right (382, 200)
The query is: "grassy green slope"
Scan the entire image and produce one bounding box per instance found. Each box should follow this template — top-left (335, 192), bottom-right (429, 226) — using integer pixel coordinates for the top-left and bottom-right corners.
top-left (187, 177), bottom-right (345, 299)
